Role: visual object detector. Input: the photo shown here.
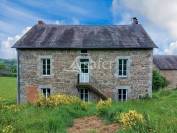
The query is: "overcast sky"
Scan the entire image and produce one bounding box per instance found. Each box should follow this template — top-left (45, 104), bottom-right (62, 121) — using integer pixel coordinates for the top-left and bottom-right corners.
top-left (0, 0), bottom-right (177, 59)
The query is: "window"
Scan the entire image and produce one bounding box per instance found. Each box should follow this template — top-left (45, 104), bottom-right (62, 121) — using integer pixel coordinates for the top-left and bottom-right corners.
top-left (42, 58), bottom-right (51, 75)
top-left (41, 88), bottom-right (50, 98)
top-left (81, 49), bottom-right (87, 54)
top-left (80, 89), bottom-right (89, 101)
top-left (80, 59), bottom-right (89, 73)
top-left (118, 59), bottom-right (128, 77)
top-left (118, 89), bottom-right (127, 101)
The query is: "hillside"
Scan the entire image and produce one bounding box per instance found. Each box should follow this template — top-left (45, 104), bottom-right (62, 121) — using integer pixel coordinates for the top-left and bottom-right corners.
top-left (0, 58), bottom-right (17, 77)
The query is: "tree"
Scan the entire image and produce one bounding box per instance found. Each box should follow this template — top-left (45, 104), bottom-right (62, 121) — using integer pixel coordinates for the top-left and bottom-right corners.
top-left (152, 70), bottom-right (168, 91)
top-left (0, 63), bottom-right (5, 70)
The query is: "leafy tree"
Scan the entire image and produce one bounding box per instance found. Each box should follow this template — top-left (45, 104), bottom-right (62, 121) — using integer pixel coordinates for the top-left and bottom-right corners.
top-left (152, 70), bottom-right (168, 90)
top-left (0, 63), bottom-right (5, 70)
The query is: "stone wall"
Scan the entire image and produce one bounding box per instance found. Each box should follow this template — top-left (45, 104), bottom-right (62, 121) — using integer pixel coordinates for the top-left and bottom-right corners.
top-left (159, 70), bottom-right (177, 89)
top-left (18, 49), bottom-right (153, 103)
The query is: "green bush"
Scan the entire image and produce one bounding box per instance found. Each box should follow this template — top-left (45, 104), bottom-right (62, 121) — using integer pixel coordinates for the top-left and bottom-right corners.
top-left (152, 70), bottom-right (168, 91)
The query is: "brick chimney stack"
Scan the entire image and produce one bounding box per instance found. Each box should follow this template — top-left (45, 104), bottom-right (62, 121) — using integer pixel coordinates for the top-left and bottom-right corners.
top-left (38, 20), bottom-right (45, 25)
top-left (132, 17), bottom-right (138, 24)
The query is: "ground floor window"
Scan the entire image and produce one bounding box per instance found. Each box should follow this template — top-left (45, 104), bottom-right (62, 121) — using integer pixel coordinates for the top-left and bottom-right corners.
top-left (118, 89), bottom-right (127, 101)
top-left (80, 89), bottom-right (89, 102)
top-left (41, 88), bottom-right (51, 98)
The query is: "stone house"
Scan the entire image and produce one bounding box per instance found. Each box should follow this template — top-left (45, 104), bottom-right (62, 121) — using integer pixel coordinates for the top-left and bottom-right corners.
top-left (12, 19), bottom-right (157, 103)
top-left (153, 55), bottom-right (177, 89)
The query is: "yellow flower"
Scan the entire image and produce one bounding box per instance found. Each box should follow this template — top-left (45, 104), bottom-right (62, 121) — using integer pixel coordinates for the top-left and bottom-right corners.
top-left (2, 125), bottom-right (14, 133)
top-left (1, 104), bottom-right (21, 112)
top-left (96, 98), bottom-right (112, 113)
top-left (118, 110), bottom-right (144, 128)
top-left (36, 94), bottom-right (84, 107)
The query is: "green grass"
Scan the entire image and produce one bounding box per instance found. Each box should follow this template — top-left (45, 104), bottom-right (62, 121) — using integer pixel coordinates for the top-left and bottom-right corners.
top-left (0, 76), bottom-right (177, 133)
top-left (0, 77), bottom-right (16, 103)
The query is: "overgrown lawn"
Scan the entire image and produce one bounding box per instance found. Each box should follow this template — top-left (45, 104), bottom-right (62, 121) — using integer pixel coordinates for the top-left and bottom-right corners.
top-left (0, 77), bottom-right (177, 133)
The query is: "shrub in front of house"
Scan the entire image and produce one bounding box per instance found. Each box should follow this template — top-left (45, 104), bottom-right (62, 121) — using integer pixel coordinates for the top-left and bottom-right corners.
top-left (152, 70), bottom-right (168, 90)
top-left (117, 112), bottom-right (156, 133)
top-left (118, 110), bottom-right (144, 128)
top-left (36, 94), bottom-right (88, 110)
top-left (96, 98), bottom-right (112, 116)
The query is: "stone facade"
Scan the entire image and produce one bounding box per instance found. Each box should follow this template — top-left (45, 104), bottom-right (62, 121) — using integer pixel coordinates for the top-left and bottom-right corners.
top-left (158, 70), bottom-right (177, 89)
top-left (17, 49), bottom-right (153, 103)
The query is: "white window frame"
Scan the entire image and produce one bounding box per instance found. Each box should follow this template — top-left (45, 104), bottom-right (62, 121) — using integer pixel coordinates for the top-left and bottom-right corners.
top-left (118, 59), bottom-right (128, 77)
top-left (80, 89), bottom-right (89, 102)
top-left (41, 88), bottom-right (51, 98)
top-left (42, 58), bottom-right (51, 76)
top-left (118, 89), bottom-right (128, 101)
top-left (117, 56), bottom-right (130, 78)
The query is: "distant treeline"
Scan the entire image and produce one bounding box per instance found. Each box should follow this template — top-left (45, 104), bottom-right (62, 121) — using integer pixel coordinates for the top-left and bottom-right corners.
top-left (0, 58), bottom-right (17, 77)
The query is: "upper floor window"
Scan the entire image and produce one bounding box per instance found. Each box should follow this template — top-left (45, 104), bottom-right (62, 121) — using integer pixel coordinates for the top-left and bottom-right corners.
top-left (41, 88), bottom-right (51, 98)
top-left (42, 58), bottom-right (51, 75)
top-left (118, 59), bottom-right (128, 77)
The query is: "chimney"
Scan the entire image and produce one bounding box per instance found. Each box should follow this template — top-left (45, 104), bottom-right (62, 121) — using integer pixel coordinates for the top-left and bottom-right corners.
top-left (132, 17), bottom-right (138, 24)
top-left (38, 20), bottom-right (45, 25)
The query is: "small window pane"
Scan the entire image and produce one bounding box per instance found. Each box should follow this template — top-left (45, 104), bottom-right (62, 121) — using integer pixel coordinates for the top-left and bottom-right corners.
top-left (80, 89), bottom-right (89, 102)
top-left (118, 89), bottom-right (127, 101)
top-left (123, 95), bottom-right (126, 100)
top-left (42, 88), bottom-right (51, 98)
top-left (43, 69), bottom-right (46, 75)
top-left (123, 59), bottom-right (127, 65)
top-left (119, 59), bottom-right (122, 65)
top-left (47, 59), bottom-right (50, 65)
top-left (123, 89), bottom-right (126, 95)
top-left (119, 70), bottom-right (122, 75)
top-left (123, 64), bottom-right (127, 70)
top-left (81, 49), bottom-right (87, 53)
top-left (123, 70), bottom-right (127, 76)
top-left (85, 95), bottom-right (88, 101)
top-left (47, 88), bottom-right (50, 97)
top-left (43, 89), bottom-right (46, 94)
top-left (80, 59), bottom-right (89, 62)
top-left (47, 70), bottom-right (50, 75)
top-left (43, 59), bottom-right (46, 65)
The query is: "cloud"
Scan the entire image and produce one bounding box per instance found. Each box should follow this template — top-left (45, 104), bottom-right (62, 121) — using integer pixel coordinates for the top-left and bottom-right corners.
top-left (164, 41), bottom-right (177, 55)
top-left (0, 27), bottom-right (31, 59)
top-left (112, 0), bottom-right (177, 55)
top-left (55, 18), bottom-right (80, 25)
top-left (113, 0), bottom-right (177, 39)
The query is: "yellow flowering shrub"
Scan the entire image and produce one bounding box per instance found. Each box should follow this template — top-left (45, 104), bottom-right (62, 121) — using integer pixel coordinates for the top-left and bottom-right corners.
top-left (1, 104), bottom-right (21, 112)
top-left (119, 110), bottom-right (144, 128)
top-left (2, 125), bottom-right (14, 133)
top-left (80, 101), bottom-right (89, 111)
top-left (96, 98), bottom-right (112, 114)
top-left (36, 94), bottom-right (83, 107)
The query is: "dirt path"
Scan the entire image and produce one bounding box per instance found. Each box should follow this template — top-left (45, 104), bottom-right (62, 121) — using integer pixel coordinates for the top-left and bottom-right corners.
top-left (68, 116), bottom-right (119, 133)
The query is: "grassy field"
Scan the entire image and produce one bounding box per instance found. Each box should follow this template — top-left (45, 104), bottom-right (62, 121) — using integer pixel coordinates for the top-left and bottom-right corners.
top-left (0, 77), bottom-right (16, 103)
top-left (0, 77), bottom-right (177, 133)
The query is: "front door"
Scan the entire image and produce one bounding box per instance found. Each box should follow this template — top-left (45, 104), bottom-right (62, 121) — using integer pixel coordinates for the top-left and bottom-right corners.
top-left (80, 58), bottom-right (89, 83)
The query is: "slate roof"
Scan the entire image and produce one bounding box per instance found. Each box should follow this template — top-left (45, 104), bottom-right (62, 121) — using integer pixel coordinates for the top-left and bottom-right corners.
top-left (12, 23), bottom-right (157, 49)
top-left (153, 55), bottom-right (177, 70)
